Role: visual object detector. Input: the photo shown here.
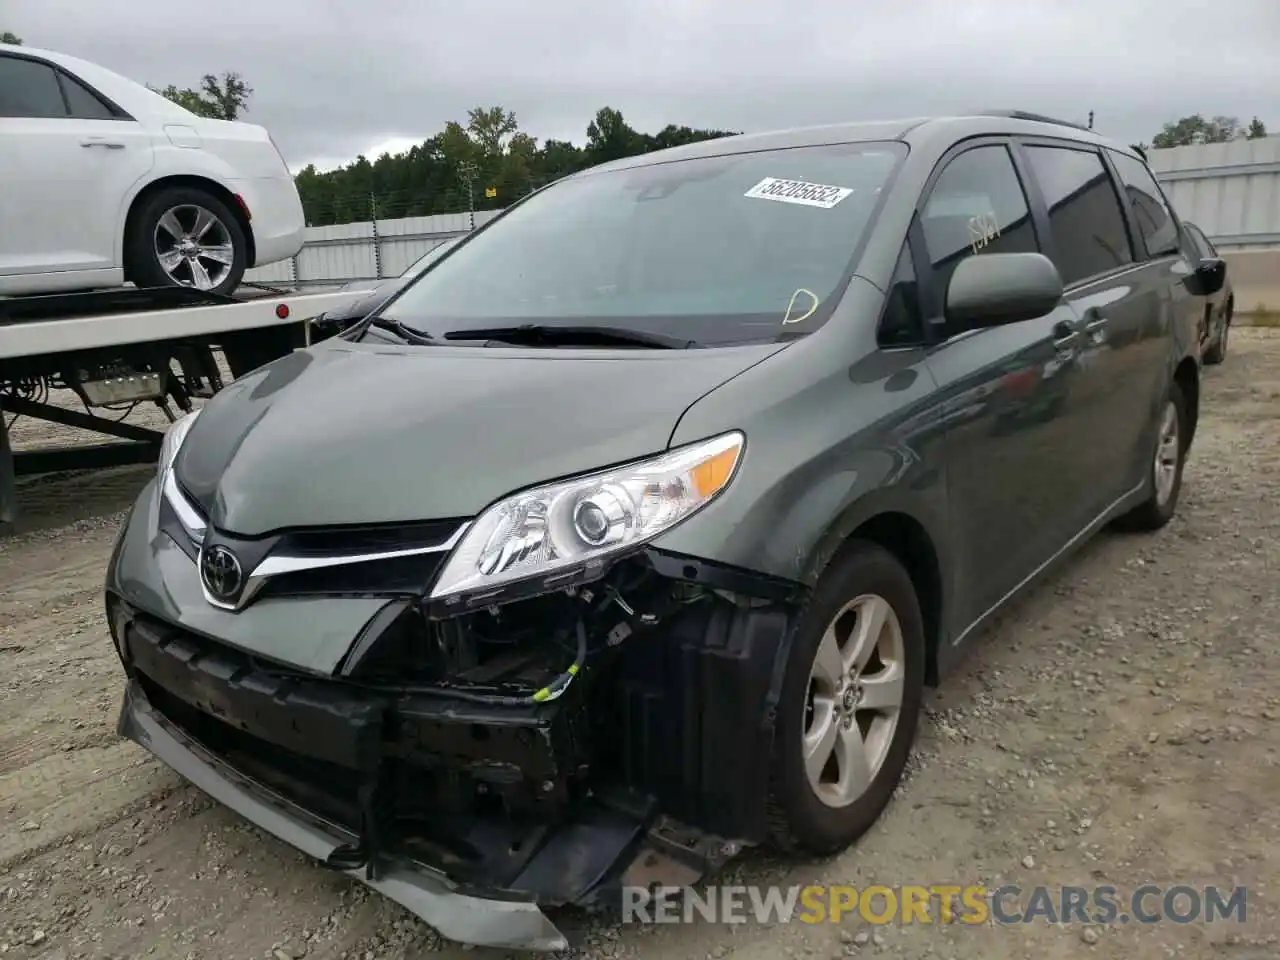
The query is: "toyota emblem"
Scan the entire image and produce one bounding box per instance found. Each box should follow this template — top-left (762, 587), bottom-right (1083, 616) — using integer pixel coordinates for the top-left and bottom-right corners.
top-left (200, 544), bottom-right (243, 602)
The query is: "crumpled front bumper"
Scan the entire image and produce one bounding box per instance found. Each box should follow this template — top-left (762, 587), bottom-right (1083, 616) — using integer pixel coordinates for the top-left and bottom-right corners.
top-left (117, 680), bottom-right (569, 951)
top-left (107, 480), bottom-right (783, 950)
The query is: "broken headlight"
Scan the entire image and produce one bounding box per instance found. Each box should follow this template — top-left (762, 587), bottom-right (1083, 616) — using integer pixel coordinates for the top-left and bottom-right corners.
top-left (429, 431), bottom-right (744, 601)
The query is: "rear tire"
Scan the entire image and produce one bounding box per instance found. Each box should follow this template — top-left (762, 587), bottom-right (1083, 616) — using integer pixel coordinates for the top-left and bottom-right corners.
top-left (1116, 382), bottom-right (1187, 532)
top-left (125, 186), bottom-right (247, 296)
top-left (1202, 316), bottom-right (1228, 365)
top-left (766, 541), bottom-right (925, 855)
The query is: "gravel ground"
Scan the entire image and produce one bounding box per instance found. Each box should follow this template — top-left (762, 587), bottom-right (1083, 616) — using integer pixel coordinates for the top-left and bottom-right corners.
top-left (2, 332), bottom-right (1278, 960)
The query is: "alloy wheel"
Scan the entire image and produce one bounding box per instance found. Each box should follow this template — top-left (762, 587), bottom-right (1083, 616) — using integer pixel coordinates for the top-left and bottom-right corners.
top-left (803, 593), bottom-right (906, 808)
top-left (1154, 399), bottom-right (1180, 506)
top-left (153, 204), bottom-right (236, 291)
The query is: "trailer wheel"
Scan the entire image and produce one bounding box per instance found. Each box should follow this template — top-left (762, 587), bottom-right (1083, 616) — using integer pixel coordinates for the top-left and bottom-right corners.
top-left (125, 186), bottom-right (247, 296)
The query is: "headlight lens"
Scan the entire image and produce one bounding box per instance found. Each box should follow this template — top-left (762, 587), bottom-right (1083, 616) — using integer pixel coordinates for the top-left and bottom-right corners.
top-left (157, 409), bottom-right (200, 485)
top-left (156, 409), bottom-right (206, 542)
top-left (430, 431), bottom-right (744, 602)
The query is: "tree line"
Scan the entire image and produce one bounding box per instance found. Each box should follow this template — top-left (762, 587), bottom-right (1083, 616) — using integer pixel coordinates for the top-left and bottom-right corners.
top-left (294, 105), bottom-right (739, 224)
top-left (1144, 114), bottom-right (1267, 150)
top-left (2, 30), bottom-right (1273, 224)
top-left (290, 108), bottom-right (1273, 226)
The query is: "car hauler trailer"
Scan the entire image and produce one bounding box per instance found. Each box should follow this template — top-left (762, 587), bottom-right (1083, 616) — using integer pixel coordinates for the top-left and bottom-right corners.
top-left (1, 285), bottom-right (375, 525)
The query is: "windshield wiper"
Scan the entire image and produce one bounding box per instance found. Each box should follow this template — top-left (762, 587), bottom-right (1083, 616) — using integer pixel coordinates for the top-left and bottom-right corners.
top-left (359, 315), bottom-right (435, 345)
top-left (441, 324), bottom-right (695, 349)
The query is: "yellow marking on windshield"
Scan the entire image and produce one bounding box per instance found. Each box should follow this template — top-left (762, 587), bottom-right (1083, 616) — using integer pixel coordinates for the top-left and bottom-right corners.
top-left (783, 288), bottom-right (819, 325)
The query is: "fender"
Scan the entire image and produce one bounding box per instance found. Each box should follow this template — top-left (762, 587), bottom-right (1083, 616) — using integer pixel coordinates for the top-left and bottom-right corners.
top-left (798, 478), bottom-right (950, 589)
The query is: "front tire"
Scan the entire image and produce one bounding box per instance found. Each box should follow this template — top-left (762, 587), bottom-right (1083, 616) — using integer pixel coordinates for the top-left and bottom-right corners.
top-left (1116, 382), bottom-right (1187, 532)
top-left (767, 541), bottom-right (925, 855)
top-left (125, 186), bottom-right (247, 296)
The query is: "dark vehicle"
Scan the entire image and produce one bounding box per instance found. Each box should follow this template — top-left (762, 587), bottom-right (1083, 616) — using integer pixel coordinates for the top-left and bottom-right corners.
top-left (310, 237), bottom-right (460, 333)
top-left (105, 111), bottom-right (1216, 951)
top-left (1180, 220), bottom-right (1233, 364)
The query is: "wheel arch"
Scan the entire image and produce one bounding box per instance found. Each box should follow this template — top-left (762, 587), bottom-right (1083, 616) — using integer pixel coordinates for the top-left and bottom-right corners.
top-left (122, 176), bottom-right (256, 280)
top-left (804, 500), bottom-right (948, 687)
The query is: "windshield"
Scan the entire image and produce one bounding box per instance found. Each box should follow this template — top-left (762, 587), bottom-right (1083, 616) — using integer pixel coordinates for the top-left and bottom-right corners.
top-left (380, 141), bottom-right (907, 346)
top-left (404, 238), bottom-right (459, 277)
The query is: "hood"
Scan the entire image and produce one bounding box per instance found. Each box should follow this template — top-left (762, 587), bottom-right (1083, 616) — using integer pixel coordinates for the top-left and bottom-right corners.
top-left (329, 277), bottom-right (406, 322)
top-left (175, 339), bottom-right (785, 535)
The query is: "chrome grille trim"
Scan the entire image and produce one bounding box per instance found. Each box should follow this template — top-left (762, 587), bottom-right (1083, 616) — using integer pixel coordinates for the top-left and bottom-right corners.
top-left (162, 478), bottom-right (468, 612)
top-left (199, 523), bottom-right (470, 612)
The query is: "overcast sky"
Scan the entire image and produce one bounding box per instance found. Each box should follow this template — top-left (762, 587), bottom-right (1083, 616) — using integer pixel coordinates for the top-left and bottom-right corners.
top-left (8, 0), bottom-right (1280, 172)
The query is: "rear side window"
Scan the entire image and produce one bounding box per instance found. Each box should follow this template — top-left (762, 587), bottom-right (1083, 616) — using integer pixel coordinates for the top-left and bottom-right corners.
top-left (1022, 145), bottom-right (1133, 286)
top-left (1108, 151), bottom-right (1181, 258)
top-left (0, 56), bottom-right (67, 118)
top-left (58, 71), bottom-right (118, 120)
top-left (921, 145), bottom-right (1038, 295)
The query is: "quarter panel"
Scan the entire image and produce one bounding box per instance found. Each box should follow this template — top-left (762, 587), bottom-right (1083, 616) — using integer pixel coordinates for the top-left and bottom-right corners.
top-left (113, 143), bottom-right (242, 263)
top-left (230, 176), bottom-right (306, 265)
top-left (183, 119), bottom-right (291, 179)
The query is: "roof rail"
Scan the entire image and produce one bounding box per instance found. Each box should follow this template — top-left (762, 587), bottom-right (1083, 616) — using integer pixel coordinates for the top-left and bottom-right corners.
top-left (971, 109), bottom-right (1093, 133)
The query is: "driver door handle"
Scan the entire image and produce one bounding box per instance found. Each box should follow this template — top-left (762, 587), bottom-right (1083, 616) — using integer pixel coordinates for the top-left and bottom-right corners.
top-left (1052, 320), bottom-right (1081, 350)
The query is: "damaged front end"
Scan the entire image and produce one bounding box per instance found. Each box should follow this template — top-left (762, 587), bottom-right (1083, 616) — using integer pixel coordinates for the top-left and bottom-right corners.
top-left (112, 549), bottom-right (798, 949)
top-left (108, 431), bottom-right (804, 950)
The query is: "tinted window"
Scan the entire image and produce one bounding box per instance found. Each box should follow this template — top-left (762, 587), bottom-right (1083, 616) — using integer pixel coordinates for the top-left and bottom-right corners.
top-left (384, 142), bottom-right (908, 346)
top-left (0, 56), bottom-right (67, 118)
top-left (59, 71), bottom-right (117, 120)
top-left (1022, 145), bottom-right (1133, 285)
top-left (1182, 223), bottom-right (1215, 259)
top-left (878, 243), bottom-right (922, 347)
top-left (921, 145), bottom-right (1037, 295)
top-left (1109, 151), bottom-right (1180, 258)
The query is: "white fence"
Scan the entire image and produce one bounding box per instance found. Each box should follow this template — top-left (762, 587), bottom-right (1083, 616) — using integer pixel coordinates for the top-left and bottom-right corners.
top-left (1148, 136), bottom-right (1280, 251)
top-left (244, 209), bottom-right (504, 287)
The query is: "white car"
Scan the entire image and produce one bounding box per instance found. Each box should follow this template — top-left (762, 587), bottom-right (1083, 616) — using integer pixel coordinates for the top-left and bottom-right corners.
top-left (0, 44), bottom-right (305, 297)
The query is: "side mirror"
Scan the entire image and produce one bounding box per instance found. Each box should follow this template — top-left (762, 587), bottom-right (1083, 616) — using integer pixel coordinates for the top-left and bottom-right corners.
top-left (944, 252), bottom-right (1065, 332)
top-left (1185, 256), bottom-right (1226, 297)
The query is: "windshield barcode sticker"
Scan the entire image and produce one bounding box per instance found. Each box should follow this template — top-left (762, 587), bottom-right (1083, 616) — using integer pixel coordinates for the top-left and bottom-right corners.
top-left (744, 177), bottom-right (854, 209)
